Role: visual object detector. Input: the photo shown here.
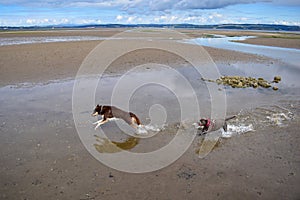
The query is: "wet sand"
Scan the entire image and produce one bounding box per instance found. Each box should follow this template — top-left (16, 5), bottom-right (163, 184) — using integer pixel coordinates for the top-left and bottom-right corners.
top-left (1, 28), bottom-right (292, 86)
top-left (1, 109), bottom-right (299, 200)
top-left (0, 41), bottom-right (271, 86)
top-left (0, 29), bottom-right (300, 200)
top-left (234, 37), bottom-right (300, 50)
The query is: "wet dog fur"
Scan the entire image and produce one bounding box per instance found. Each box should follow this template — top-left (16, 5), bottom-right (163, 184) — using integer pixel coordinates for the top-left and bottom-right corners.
top-left (92, 105), bottom-right (141, 130)
top-left (197, 116), bottom-right (236, 134)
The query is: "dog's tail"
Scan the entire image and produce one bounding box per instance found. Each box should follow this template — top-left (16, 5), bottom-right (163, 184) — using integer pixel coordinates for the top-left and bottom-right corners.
top-left (129, 112), bottom-right (141, 125)
top-left (225, 115), bottom-right (236, 121)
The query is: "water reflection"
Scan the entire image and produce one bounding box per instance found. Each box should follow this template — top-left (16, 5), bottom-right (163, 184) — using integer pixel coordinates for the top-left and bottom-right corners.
top-left (94, 135), bottom-right (139, 153)
top-left (190, 36), bottom-right (300, 67)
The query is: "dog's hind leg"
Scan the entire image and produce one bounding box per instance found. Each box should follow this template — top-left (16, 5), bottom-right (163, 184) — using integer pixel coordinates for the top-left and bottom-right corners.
top-left (223, 121), bottom-right (228, 132)
top-left (225, 115), bottom-right (236, 121)
top-left (130, 117), bottom-right (142, 129)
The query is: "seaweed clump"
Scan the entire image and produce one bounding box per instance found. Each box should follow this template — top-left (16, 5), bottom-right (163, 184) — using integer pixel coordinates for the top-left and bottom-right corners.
top-left (202, 76), bottom-right (281, 90)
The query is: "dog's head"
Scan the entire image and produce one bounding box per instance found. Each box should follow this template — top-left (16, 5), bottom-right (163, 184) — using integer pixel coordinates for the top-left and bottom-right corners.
top-left (198, 118), bottom-right (207, 126)
top-left (92, 104), bottom-right (102, 116)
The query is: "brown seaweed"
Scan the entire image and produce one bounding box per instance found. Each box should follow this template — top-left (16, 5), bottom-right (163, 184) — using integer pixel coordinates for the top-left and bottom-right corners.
top-left (202, 76), bottom-right (281, 90)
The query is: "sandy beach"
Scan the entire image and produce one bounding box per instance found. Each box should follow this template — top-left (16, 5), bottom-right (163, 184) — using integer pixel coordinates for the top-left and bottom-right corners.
top-left (0, 32), bottom-right (272, 86)
top-left (0, 29), bottom-right (299, 200)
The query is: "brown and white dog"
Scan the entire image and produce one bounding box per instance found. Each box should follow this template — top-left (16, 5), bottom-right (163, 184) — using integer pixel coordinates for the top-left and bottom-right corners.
top-left (197, 116), bottom-right (236, 134)
top-left (92, 105), bottom-right (142, 130)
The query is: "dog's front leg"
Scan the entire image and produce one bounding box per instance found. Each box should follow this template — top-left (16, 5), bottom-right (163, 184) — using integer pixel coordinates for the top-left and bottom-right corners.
top-left (94, 122), bottom-right (102, 130)
top-left (93, 119), bottom-right (102, 125)
top-left (94, 119), bottom-right (108, 130)
top-left (93, 115), bottom-right (105, 124)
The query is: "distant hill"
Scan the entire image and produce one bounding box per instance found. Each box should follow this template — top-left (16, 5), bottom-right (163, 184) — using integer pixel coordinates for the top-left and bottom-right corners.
top-left (1, 24), bottom-right (299, 31)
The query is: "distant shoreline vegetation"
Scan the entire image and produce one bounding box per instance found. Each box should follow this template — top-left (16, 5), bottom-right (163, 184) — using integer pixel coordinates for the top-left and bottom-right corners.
top-left (1, 24), bottom-right (299, 32)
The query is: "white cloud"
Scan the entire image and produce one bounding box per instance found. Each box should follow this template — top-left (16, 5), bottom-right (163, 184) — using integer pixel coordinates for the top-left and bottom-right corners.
top-left (0, 17), bottom-right (102, 26)
top-left (61, 18), bottom-right (69, 24)
top-left (1, 0), bottom-right (300, 12)
top-left (274, 20), bottom-right (300, 26)
top-left (126, 16), bottom-right (136, 23)
top-left (25, 19), bottom-right (35, 24)
top-left (1, 0), bottom-right (299, 26)
top-left (116, 15), bottom-right (123, 20)
top-left (2, 0), bottom-right (299, 11)
top-left (137, 17), bottom-right (143, 23)
top-left (79, 19), bottom-right (102, 24)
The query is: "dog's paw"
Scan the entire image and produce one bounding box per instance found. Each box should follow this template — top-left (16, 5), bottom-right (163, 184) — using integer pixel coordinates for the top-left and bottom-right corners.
top-left (93, 121), bottom-right (98, 125)
top-left (94, 124), bottom-right (100, 130)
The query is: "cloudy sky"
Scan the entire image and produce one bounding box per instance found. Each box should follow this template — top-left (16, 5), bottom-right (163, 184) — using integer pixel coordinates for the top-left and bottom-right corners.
top-left (0, 0), bottom-right (299, 26)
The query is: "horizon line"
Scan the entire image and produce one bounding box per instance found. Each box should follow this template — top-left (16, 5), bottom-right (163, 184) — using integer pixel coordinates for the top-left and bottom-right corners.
top-left (1, 23), bottom-right (300, 28)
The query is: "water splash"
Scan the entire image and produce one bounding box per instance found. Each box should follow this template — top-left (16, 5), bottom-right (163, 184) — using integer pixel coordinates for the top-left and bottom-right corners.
top-left (266, 112), bottom-right (293, 127)
top-left (221, 124), bottom-right (254, 138)
top-left (136, 124), bottom-right (166, 135)
top-left (236, 105), bottom-right (294, 129)
top-left (221, 104), bottom-right (294, 138)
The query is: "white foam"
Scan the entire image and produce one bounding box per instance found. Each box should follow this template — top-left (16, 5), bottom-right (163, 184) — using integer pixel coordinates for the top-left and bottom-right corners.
top-left (266, 112), bottom-right (292, 127)
top-left (222, 124), bottom-right (254, 138)
top-left (136, 124), bottom-right (166, 135)
top-left (137, 126), bottom-right (148, 135)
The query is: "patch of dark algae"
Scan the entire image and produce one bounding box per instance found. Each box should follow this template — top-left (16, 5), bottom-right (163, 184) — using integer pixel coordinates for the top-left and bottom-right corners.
top-left (202, 76), bottom-right (281, 90)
